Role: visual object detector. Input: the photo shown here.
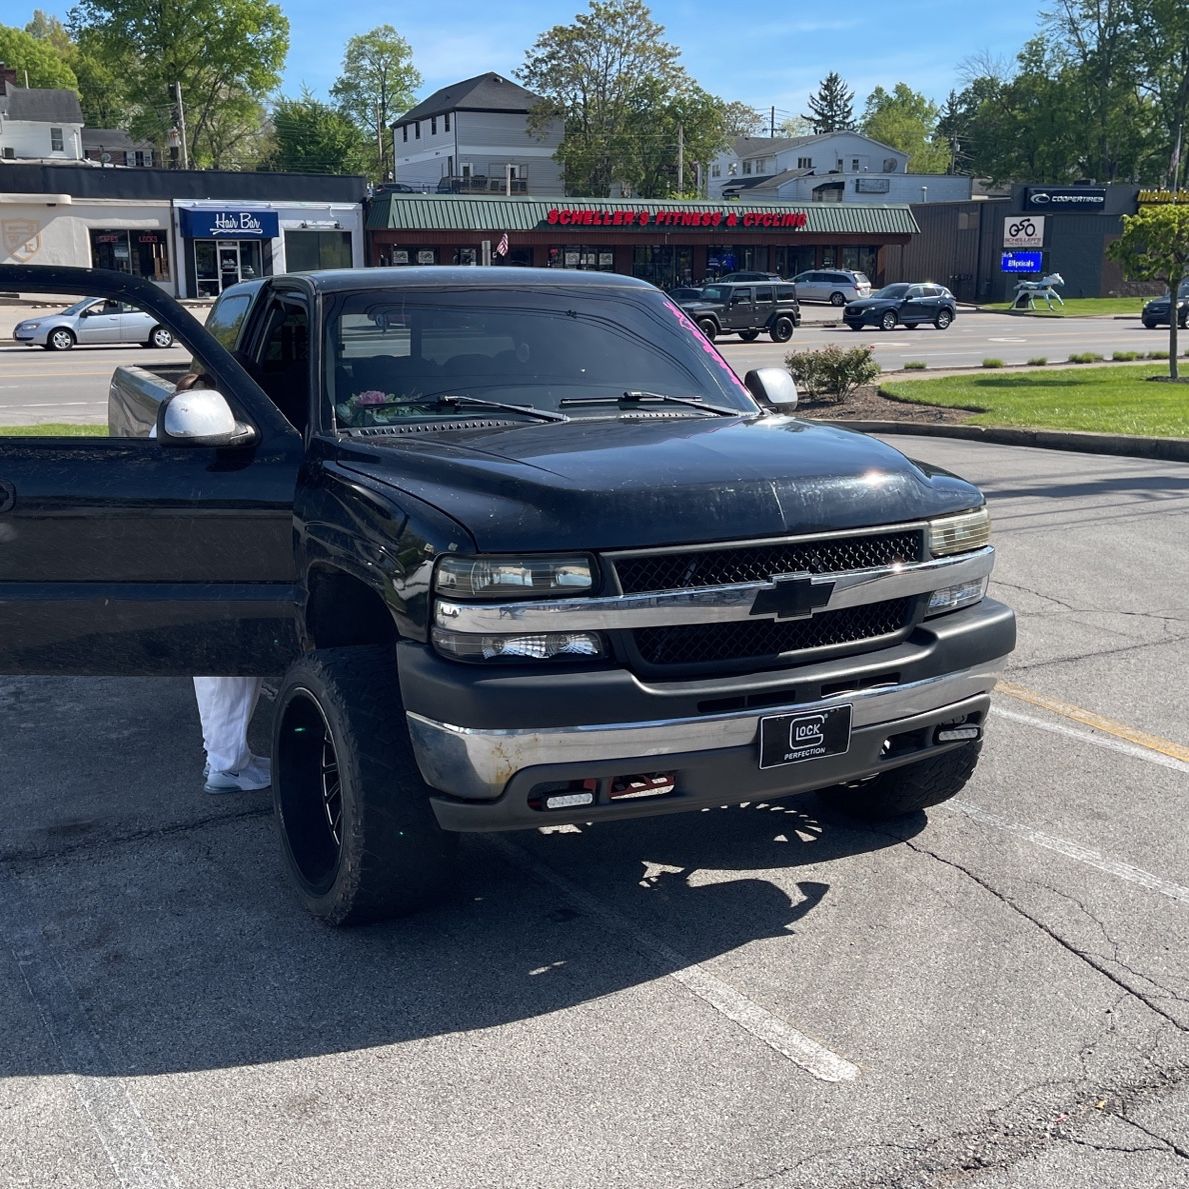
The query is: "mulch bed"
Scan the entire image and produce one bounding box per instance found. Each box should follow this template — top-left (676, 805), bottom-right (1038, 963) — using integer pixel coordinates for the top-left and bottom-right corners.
top-left (794, 385), bottom-right (975, 425)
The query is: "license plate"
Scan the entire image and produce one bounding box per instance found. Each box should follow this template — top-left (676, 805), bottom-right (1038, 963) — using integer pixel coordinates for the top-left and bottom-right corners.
top-left (759, 704), bottom-right (852, 769)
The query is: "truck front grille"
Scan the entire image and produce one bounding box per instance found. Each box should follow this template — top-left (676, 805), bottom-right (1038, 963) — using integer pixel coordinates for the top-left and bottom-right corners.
top-left (613, 530), bottom-right (923, 594)
top-left (633, 598), bottom-right (915, 667)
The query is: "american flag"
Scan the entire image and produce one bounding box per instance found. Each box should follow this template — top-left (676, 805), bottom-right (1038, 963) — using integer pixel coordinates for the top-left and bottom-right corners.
top-left (495, 232), bottom-right (509, 257)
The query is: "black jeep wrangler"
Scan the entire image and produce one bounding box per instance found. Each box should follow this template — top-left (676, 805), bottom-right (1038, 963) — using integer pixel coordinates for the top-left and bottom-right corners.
top-left (676, 280), bottom-right (802, 343)
top-left (0, 263), bottom-right (1014, 926)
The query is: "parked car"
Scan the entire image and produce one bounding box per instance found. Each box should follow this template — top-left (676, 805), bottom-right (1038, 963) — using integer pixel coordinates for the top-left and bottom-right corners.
top-left (1141, 279), bottom-right (1189, 329)
top-left (374, 182), bottom-right (417, 194)
top-left (676, 280), bottom-right (801, 342)
top-left (843, 283), bottom-right (958, 331)
top-left (791, 269), bottom-right (872, 305)
top-left (714, 271), bottom-right (784, 283)
top-left (12, 297), bottom-right (175, 351)
top-left (666, 285), bottom-right (705, 302)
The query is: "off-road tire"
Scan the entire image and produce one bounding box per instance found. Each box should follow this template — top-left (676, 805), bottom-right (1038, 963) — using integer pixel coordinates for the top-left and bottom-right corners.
top-left (824, 740), bottom-right (982, 820)
top-left (738, 329), bottom-right (760, 341)
top-left (697, 317), bottom-right (718, 341)
top-left (880, 310), bottom-right (898, 331)
top-left (272, 645), bottom-right (458, 925)
top-left (769, 315), bottom-right (794, 342)
top-left (146, 325), bottom-right (174, 348)
top-left (934, 309), bottom-right (954, 330)
top-left (47, 328), bottom-right (75, 351)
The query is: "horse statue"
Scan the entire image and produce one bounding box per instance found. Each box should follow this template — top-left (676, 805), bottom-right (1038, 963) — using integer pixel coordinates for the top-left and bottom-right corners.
top-left (1013, 272), bottom-right (1065, 310)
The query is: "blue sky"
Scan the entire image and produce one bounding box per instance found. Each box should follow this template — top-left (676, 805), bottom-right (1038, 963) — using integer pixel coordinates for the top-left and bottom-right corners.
top-left (23, 1), bottom-right (1044, 118)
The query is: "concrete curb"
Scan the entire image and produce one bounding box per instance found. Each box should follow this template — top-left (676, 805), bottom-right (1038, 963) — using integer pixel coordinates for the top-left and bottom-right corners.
top-left (822, 419), bottom-right (1189, 463)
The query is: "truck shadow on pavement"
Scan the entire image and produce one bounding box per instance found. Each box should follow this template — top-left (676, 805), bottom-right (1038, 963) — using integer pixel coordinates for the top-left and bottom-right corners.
top-left (0, 709), bottom-right (925, 1077)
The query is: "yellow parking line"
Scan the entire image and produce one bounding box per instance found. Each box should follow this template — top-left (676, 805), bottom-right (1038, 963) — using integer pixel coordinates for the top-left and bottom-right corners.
top-left (997, 680), bottom-right (1189, 764)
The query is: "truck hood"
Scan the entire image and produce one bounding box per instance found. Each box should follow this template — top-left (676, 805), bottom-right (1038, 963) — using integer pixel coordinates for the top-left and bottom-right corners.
top-left (337, 414), bottom-right (981, 552)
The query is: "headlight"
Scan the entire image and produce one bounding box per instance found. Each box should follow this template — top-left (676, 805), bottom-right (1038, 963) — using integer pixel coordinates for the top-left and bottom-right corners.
top-left (19, 321), bottom-right (39, 330)
top-left (432, 627), bottom-right (605, 662)
top-left (928, 508), bottom-right (990, 556)
top-left (434, 554), bottom-right (595, 599)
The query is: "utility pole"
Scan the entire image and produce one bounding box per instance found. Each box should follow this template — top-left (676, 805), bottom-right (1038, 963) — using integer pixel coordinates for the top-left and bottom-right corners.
top-left (376, 104), bottom-right (385, 179)
top-left (770, 106), bottom-right (775, 138)
top-left (677, 122), bottom-right (684, 194)
top-left (169, 82), bottom-right (189, 170)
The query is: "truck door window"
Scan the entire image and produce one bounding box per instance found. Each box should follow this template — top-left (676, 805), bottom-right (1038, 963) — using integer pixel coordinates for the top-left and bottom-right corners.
top-left (253, 298), bottom-right (310, 432)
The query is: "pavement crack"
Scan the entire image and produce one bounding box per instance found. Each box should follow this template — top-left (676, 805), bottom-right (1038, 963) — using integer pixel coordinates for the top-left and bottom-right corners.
top-left (898, 837), bottom-right (1188, 1034)
top-left (1114, 1112), bottom-right (1189, 1161)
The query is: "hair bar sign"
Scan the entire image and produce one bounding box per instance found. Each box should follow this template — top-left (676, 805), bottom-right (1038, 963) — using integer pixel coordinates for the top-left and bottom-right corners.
top-left (544, 208), bottom-right (808, 230)
top-left (178, 208), bottom-right (281, 239)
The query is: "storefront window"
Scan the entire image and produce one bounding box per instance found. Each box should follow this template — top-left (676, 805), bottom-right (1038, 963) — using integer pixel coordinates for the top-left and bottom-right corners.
top-left (705, 245), bottom-right (766, 279)
top-left (632, 245), bottom-right (692, 289)
top-left (284, 229), bottom-right (352, 272)
top-left (194, 239), bottom-right (262, 298)
top-left (548, 246), bottom-right (615, 271)
top-left (841, 246), bottom-right (879, 278)
top-left (89, 228), bottom-right (171, 282)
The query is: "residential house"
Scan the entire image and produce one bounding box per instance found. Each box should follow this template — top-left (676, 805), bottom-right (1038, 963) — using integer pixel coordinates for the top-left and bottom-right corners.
top-left (82, 129), bottom-right (156, 168)
top-left (0, 65), bottom-right (84, 162)
top-left (707, 133), bottom-right (970, 205)
top-left (391, 72), bottom-right (564, 197)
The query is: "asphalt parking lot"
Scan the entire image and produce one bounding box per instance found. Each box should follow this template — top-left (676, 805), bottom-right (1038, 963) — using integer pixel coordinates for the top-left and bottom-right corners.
top-left (2, 434), bottom-right (1186, 1188)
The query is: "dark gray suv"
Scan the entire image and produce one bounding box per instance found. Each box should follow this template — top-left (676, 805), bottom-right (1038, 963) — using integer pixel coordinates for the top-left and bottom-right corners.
top-left (675, 281), bottom-right (801, 342)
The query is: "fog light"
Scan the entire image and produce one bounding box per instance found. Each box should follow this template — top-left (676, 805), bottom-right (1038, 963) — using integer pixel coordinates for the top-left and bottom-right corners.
top-left (927, 576), bottom-right (988, 615)
top-left (936, 725), bottom-right (981, 743)
top-left (544, 791), bottom-right (596, 810)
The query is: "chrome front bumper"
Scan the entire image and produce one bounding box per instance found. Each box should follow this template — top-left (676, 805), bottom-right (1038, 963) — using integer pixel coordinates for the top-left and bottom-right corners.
top-left (406, 655), bottom-right (1009, 803)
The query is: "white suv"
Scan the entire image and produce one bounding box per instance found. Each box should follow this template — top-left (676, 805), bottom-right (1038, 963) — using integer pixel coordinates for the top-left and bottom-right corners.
top-left (791, 269), bottom-right (872, 306)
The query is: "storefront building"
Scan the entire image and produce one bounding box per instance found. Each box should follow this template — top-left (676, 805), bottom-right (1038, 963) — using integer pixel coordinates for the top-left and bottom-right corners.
top-left (0, 163), bottom-right (367, 298)
top-left (366, 196), bottom-right (919, 287)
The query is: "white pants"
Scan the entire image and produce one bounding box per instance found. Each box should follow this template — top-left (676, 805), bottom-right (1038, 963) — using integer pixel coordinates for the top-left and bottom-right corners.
top-left (193, 677), bottom-right (263, 772)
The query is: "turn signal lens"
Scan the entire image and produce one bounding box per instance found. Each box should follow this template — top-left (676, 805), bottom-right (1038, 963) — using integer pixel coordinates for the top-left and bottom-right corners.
top-left (926, 576), bottom-right (989, 616)
top-left (928, 508), bottom-right (991, 556)
top-left (432, 628), bottom-right (605, 662)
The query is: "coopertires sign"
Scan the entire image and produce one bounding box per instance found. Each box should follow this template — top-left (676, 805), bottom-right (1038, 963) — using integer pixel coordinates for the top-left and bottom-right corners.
top-left (1004, 215), bottom-right (1045, 248)
top-left (1023, 187), bottom-right (1106, 212)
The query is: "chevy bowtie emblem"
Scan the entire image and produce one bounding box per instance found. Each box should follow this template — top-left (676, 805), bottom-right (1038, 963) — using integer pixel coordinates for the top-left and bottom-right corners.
top-left (749, 574), bottom-right (835, 620)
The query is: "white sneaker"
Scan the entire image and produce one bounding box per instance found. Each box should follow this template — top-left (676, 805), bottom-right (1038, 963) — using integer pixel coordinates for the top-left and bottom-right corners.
top-left (204, 756), bottom-right (271, 794)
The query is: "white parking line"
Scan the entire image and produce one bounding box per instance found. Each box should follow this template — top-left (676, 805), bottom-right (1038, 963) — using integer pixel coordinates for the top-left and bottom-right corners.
top-left (0, 871), bottom-right (180, 1188)
top-left (948, 801), bottom-right (1189, 907)
top-left (490, 836), bottom-right (860, 1082)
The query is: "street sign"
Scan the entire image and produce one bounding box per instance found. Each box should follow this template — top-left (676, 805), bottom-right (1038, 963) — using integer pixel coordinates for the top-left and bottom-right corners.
top-left (1003, 215), bottom-right (1044, 248)
top-left (1001, 250), bottom-right (1043, 273)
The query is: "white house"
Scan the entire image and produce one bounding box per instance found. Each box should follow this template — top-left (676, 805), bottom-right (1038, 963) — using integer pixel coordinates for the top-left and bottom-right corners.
top-left (707, 132), bottom-right (970, 205)
top-left (0, 66), bottom-right (84, 163)
top-left (392, 72), bottom-right (564, 197)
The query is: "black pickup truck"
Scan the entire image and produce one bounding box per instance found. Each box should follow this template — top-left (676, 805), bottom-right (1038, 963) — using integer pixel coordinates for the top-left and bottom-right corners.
top-left (0, 264), bottom-right (1014, 925)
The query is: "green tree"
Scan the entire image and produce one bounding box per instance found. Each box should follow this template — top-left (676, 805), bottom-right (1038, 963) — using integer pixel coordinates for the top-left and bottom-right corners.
top-left (776, 114), bottom-right (814, 138)
top-left (266, 90), bottom-right (368, 176)
top-left (517, 0), bottom-right (686, 196)
top-left (1108, 202), bottom-right (1189, 379)
top-left (67, 0), bottom-right (288, 168)
top-left (1130, 0), bottom-right (1189, 187)
top-left (330, 24), bottom-right (421, 182)
top-left (803, 72), bottom-right (855, 133)
top-left (861, 83), bottom-right (951, 173)
top-left (0, 23), bottom-right (78, 89)
top-left (24, 10), bottom-right (72, 53)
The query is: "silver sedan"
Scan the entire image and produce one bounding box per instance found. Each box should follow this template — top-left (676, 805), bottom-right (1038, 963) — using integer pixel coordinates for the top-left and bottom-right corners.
top-left (13, 297), bottom-right (175, 351)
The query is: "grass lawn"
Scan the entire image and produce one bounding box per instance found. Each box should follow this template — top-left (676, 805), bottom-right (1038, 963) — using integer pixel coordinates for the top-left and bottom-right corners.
top-left (880, 365), bottom-right (1189, 437)
top-left (2, 423), bottom-right (107, 436)
top-left (980, 297), bottom-right (1148, 317)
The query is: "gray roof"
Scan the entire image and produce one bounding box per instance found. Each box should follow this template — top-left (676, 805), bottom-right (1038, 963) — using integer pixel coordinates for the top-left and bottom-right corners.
top-left (81, 128), bottom-right (153, 152)
top-left (0, 82), bottom-right (83, 124)
top-left (396, 73), bottom-right (544, 126)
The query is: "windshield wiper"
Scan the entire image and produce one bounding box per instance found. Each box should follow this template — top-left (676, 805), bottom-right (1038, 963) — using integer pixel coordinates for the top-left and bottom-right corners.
top-left (410, 393), bottom-right (569, 423)
top-left (559, 390), bottom-right (741, 417)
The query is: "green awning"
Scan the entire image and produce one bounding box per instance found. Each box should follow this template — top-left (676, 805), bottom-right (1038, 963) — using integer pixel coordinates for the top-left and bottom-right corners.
top-left (366, 194), bottom-right (919, 235)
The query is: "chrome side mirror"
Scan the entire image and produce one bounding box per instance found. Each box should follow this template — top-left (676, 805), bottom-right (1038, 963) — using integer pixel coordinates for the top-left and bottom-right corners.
top-left (157, 388), bottom-right (257, 448)
top-left (744, 367), bottom-right (799, 411)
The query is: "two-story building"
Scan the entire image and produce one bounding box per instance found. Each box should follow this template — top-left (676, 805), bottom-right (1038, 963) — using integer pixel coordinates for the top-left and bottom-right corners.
top-left (81, 129), bottom-right (156, 168)
top-left (0, 66), bottom-right (84, 163)
top-left (708, 133), bottom-right (971, 206)
top-left (391, 72), bottom-right (564, 197)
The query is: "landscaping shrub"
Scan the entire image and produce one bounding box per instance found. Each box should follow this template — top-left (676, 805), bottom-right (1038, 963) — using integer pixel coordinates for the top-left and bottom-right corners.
top-left (981, 358), bottom-right (1005, 368)
top-left (1112, 351), bottom-right (1141, 361)
top-left (785, 345), bottom-right (881, 402)
top-left (1027, 357), bottom-right (1047, 366)
top-left (1069, 352), bottom-right (1104, 363)
top-left (903, 360), bottom-right (928, 370)
top-left (1147, 350), bottom-right (1170, 360)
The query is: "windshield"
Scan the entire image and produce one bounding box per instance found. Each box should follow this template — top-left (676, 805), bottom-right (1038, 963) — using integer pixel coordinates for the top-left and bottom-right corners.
top-left (874, 284), bottom-right (911, 299)
top-left (59, 297), bottom-right (99, 316)
top-left (325, 285), bottom-right (756, 429)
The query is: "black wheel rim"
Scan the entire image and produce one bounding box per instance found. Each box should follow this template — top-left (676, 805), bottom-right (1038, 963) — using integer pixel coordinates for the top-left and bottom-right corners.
top-left (277, 688), bottom-right (343, 895)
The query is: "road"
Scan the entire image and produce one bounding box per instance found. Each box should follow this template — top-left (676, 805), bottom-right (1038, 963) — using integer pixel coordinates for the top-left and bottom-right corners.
top-left (2, 437), bottom-right (1186, 1188)
top-left (0, 310), bottom-right (1173, 426)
